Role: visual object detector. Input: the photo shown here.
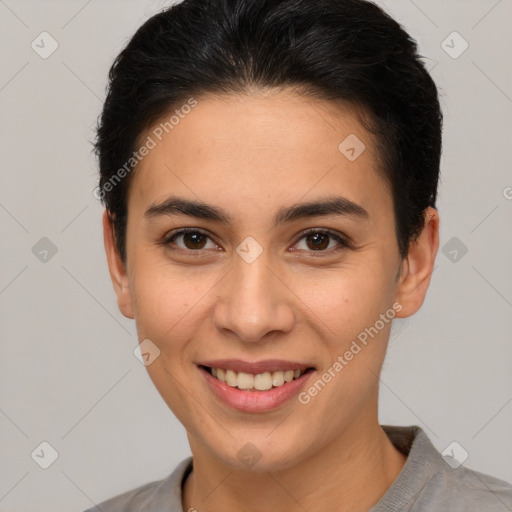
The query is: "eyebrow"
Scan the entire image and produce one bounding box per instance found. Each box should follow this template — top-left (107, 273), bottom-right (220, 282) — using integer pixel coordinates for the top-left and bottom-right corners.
top-left (144, 195), bottom-right (369, 226)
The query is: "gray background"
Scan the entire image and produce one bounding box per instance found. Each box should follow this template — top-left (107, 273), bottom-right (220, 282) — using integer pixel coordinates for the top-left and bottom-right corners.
top-left (0, 0), bottom-right (511, 510)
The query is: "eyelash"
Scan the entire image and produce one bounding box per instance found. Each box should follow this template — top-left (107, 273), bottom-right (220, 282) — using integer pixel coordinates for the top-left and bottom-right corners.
top-left (161, 227), bottom-right (350, 257)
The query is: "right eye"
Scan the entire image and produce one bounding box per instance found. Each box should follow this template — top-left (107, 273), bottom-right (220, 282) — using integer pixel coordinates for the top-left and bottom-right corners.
top-left (162, 228), bottom-right (221, 254)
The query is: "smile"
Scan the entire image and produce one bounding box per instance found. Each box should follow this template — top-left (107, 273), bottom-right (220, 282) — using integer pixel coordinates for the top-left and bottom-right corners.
top-left (203, 366), bottom-right (312, 391)
top-left (196, 359), bottom-right (316, 413)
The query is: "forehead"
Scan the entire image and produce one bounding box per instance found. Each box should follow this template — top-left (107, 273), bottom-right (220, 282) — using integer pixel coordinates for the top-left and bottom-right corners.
top-left (128, 89), bottom-right (391, 221)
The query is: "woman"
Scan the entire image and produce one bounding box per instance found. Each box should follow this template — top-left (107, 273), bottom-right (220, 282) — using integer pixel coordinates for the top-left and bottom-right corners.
top-left (87, 0), bottom-right (512, 510)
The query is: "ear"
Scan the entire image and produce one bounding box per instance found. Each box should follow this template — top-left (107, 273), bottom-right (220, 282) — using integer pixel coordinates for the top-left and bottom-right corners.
top-left (102, 210), bottom-right (134, 319)
top-left (394, 207), bottom-right (439, 318)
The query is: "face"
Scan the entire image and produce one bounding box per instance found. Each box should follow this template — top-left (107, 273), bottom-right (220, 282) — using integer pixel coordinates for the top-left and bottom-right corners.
top-left (104, 88), bottom-right (438, 472)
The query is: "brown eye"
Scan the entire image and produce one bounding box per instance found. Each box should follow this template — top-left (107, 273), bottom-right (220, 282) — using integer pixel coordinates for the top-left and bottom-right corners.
top-left (164, 229), bottom-right (218, 252)
top-left (305, 232), bottom-right (330, 250)
top-left (294, 229), bottom-right (348, 253)
top-left (181, 231), bottom-right (207, 250)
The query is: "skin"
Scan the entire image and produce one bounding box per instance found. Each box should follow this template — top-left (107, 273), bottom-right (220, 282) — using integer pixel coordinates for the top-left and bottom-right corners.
top-left (103, 88), bottom-right (439, 512)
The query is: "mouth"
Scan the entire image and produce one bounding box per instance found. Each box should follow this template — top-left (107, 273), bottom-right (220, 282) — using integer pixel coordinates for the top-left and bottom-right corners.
top-left (199, 365), bottom-right (315, 391)
top-left (196, 360), bottom-right (316, 413)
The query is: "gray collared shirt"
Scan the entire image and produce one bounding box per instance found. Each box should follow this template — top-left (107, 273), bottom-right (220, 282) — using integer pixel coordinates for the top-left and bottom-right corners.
top-left (83, 425), bottom-right (512, 511)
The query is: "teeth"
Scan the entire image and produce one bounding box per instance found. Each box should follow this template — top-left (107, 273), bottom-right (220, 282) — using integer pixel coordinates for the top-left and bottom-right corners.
top-left (253, 372), bottom-right (272, 391)
top-left (272, 371), bottom-right (284, 387)
top-left (237, 371), bottom-right (254, 390)
top-left (225, 369), bottom-right (237, 387)
top-left (209, 367), bottom-right (307, 390)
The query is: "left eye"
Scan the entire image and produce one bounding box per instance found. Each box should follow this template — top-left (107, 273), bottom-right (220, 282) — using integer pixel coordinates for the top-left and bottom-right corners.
top-left (293, 229), bottom-right (348, 252)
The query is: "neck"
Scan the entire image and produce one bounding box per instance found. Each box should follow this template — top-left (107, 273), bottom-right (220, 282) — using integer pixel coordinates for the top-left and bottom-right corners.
top-left (182, 406), bottom-right (407, 512)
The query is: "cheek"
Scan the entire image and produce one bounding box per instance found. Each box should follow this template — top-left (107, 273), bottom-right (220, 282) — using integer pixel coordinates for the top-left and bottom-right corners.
top-left (301, 262), bottom-right (396, 344)
top-left (296, 270), bottom-right (395, 432)
top-left (128, 264), bottom-right (208, 412)
top-left (129, 260), bottom-right (196, 340)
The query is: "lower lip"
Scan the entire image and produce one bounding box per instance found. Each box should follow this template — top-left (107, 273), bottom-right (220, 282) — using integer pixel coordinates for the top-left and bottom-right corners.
top-left (199, 366), bottom-right (315, 413)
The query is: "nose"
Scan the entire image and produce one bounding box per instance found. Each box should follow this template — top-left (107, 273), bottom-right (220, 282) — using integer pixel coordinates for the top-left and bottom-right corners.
top-left (212, 250), bottom-right (295, 343)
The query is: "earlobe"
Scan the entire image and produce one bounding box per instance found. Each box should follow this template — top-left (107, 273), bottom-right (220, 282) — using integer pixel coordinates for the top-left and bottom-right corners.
top-left (394, 207), bottom-right (439, 318)
top-left (102, 210), bottom-right (134, 319)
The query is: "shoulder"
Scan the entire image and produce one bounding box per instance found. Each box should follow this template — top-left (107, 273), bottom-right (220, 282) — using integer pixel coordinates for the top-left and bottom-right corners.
top-left (375, 425), bottom-right (512, 512)
top-left (82, 457), bottom-right (193, 512)
top-left (420, 462), bottom-right (512, 511)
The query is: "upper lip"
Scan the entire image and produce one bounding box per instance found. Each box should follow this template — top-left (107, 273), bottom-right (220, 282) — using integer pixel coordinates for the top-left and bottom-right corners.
top-left (197, 359), bottom-right (315, 374)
